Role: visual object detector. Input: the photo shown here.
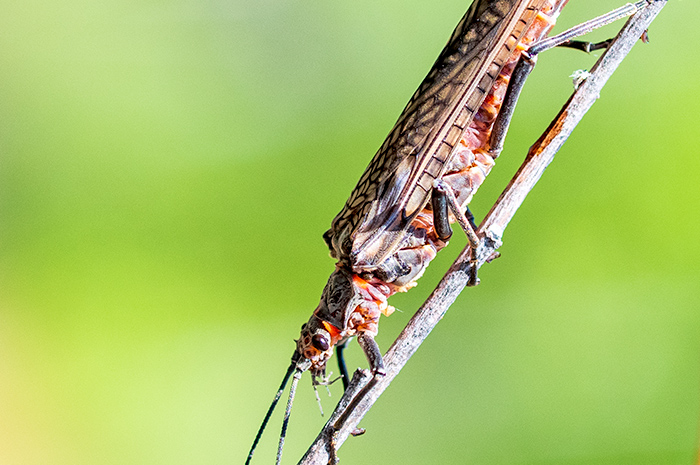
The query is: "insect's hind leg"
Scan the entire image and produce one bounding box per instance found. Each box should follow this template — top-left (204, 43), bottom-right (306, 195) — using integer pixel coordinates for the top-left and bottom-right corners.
top-left (432, 180), bottom-right (481, 286)
top-left (489, 1), bottom-right (648, 159)
top-left (531, 1), bottom-right (648, 56)
top-left (488, 53), bottom-right (536, 159)
top-left (488, 39), bottom-right (610, 158)
top-left (558, 38), bottom-right (612, 53)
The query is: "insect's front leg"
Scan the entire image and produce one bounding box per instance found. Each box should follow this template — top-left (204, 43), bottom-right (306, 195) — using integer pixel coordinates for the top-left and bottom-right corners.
top-left (432, 179), bottom-right (481, 286)
top-left (357, 333), bottom-right (386, 377)
top-left (335, 339), bottom-right (351, 391)
top-left (325, 332), bottom-right (385, 464)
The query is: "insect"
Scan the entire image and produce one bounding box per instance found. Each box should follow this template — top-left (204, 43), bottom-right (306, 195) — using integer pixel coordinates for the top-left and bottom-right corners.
top-left (245, 1), bottom-right (652, 463)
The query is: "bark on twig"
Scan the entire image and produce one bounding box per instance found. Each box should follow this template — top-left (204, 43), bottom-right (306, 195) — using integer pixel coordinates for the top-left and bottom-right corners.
top-left (299, 2), bottom-right (667, 464)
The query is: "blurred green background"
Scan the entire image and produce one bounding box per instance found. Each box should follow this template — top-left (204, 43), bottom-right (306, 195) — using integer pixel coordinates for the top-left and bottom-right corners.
top-left (1, 1), bottom-right (698, 464)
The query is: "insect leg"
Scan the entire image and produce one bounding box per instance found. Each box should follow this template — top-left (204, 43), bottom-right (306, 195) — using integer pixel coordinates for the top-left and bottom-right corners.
top-left (336, 339), bottom-right (351, 391)
top-left (433, 179), bottom-right (481, 286)
top-left (357, 333), bottom-right (386, 376)
top-left (433, 180), bottom-right (480, 250)
top-left (328, 336), bottom-right (386, 463)
top-left (464, 206), bottom-right (478, 232)
top-left (529, 1), bottom-right (648, 56)
top-left (324, 335), bottom-right (387, 463)
top-left (431, 186), bottom-right (453, 241)
top-left (490, 1), bottom-right (649, 159)
top-left (558, 39), bottom-right (612, 53)
top-left (488, 53), bottom-right (535, 159)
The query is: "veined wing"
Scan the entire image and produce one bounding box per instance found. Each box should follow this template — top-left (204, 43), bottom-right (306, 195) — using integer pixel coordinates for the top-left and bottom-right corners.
top-left (324, 0), bottom-right (548, 270)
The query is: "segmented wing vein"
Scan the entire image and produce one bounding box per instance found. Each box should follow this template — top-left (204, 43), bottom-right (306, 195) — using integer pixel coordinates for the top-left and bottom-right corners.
top-left (324, 0), bottom-right (548, 270)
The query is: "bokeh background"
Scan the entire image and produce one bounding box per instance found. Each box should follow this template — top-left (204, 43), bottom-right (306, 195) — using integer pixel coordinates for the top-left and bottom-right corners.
top-left (1, 1), bottom-right (698, 464)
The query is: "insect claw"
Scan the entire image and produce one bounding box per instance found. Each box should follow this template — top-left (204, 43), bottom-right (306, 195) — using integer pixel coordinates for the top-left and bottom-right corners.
top-left (312, 371), bottom-right (329, 386)
top-left (641, 29), bottom-right (650, 43)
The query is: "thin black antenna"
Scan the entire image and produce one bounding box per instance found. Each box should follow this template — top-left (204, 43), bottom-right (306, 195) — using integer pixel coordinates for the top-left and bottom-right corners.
top-left (276, 368), bottom-right (302, 465)
top-left (245, 353), bottom-right (299, 465)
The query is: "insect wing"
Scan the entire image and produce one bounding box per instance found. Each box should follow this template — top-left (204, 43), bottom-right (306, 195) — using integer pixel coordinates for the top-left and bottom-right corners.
top-left (324, 0), bottom-right (546, 270)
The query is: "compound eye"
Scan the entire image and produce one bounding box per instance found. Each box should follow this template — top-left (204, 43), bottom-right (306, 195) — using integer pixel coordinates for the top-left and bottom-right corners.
top-left (311, 334), bottom-right (330, 351)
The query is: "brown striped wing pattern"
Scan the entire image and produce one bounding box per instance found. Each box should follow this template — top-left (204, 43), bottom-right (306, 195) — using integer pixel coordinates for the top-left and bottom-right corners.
top-left (323, 0), bottom-right (548, 271)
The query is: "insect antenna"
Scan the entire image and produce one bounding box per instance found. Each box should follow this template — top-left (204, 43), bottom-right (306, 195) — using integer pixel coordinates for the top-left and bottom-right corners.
top-left (276, 367), bottom-right (303, 465)
top-left (245, 353), bottom-right (299, 465)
